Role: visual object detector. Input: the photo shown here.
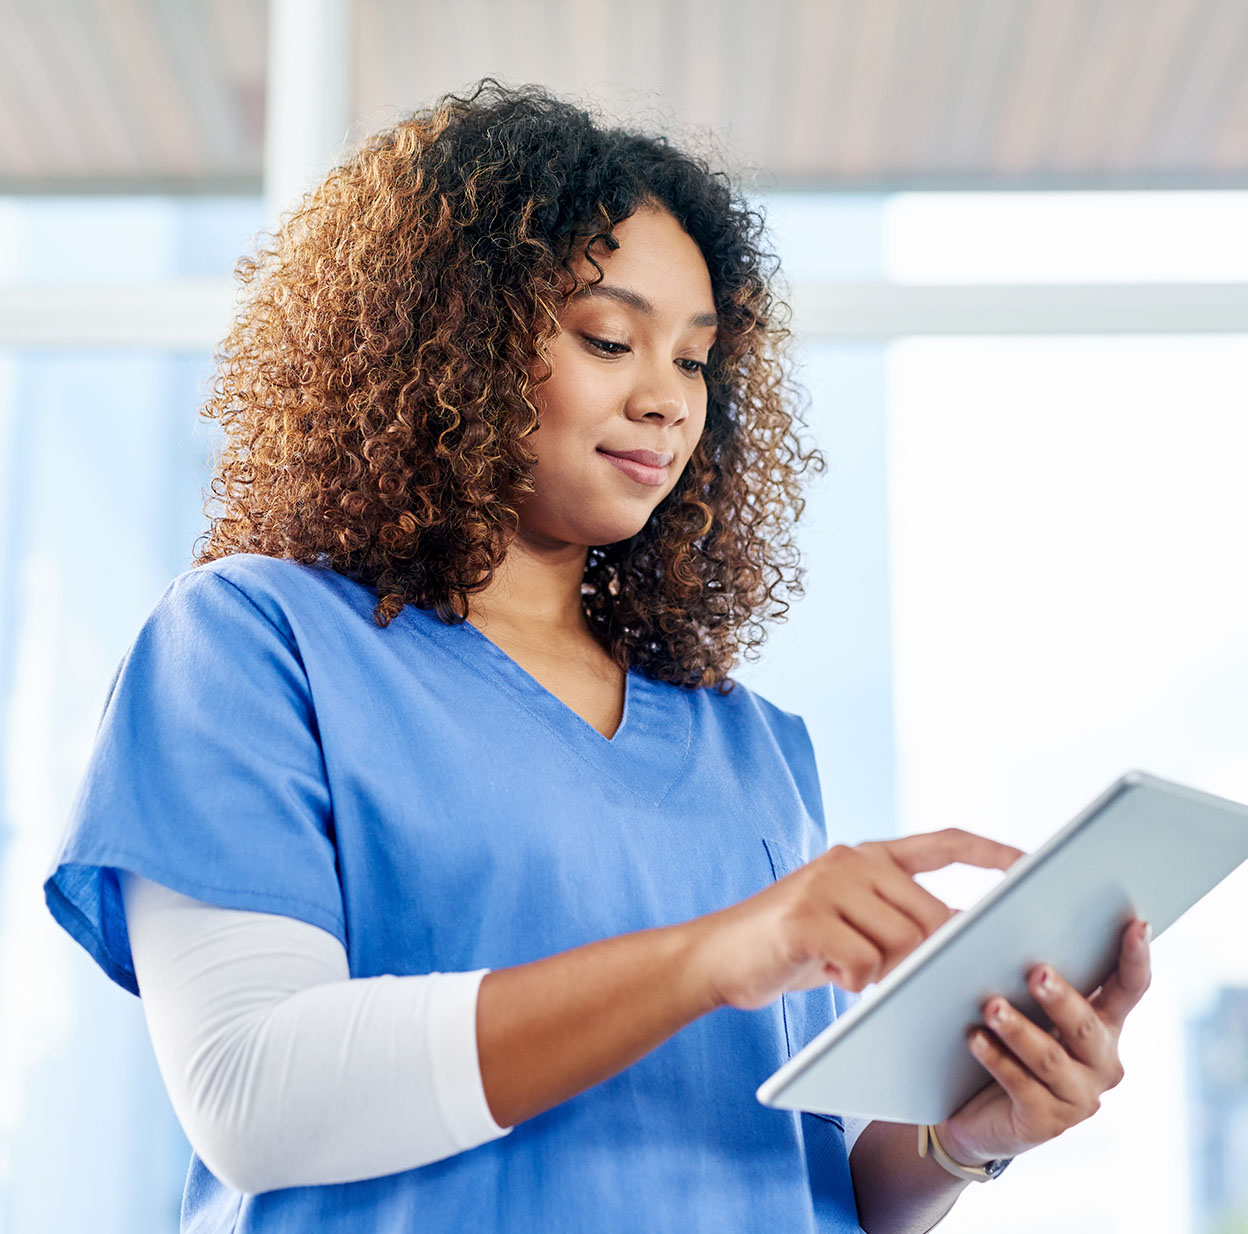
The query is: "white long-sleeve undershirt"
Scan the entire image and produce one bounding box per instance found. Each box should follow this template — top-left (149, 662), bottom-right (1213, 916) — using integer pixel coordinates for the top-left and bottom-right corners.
top-left (121, 871), bottom-right (869, 1196)
top-left (118, 870), bottom-right (511, 1195)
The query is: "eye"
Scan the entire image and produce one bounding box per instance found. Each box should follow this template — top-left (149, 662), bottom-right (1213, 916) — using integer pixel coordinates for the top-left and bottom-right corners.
top-left (677, 358), bottom-right (708, 377)
top-left (584, 336), bottom-right (629, 356)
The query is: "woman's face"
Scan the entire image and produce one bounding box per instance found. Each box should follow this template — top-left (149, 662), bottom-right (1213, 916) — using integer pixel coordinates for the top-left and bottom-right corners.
top-left (518, 205), bottom-right (717, 550)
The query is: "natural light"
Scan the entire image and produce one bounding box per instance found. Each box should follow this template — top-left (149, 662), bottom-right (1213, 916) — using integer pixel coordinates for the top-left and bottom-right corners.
top-left (3, 189), bottom-right (1246, 1233)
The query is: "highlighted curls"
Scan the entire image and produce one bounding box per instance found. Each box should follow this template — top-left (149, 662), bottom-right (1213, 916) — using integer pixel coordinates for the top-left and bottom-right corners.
top-left (196, 79), bottom-right (823, 689)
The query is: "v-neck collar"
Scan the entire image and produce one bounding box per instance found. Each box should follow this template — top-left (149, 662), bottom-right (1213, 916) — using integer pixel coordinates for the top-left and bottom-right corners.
top-left (403, 606), bottom-right (693, 806)
top-left (459, 616), bottom-right (631, 745)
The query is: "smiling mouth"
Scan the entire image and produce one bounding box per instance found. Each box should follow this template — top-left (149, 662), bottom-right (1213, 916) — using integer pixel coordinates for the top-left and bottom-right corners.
top-left (596, 449), bottom-right (671, 487)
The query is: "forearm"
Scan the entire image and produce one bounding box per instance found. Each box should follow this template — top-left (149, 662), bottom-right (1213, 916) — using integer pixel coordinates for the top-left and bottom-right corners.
top-left (850, 1120), bottom-right (969, 1234)
top-left (125, 871), bottom-right (721, 1192)
top-left (477, 917), bottom-right (719, 1127)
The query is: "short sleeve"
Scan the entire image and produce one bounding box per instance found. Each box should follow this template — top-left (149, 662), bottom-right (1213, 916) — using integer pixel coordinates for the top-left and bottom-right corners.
top-left (787, 714), bottom-right (827, 832)
top-left (748, 691), bottom-right (827, 841)
top-left (44, 566), bottom-right (343, 996)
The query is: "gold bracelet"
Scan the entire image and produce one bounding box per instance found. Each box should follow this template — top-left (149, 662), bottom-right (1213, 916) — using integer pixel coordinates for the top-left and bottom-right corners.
top-left (917, 1123), bottom-right (1011, 1183)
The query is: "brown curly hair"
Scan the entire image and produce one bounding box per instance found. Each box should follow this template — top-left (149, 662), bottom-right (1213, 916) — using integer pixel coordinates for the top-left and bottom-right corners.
top-left (196, 79), bottom-right (824, 689)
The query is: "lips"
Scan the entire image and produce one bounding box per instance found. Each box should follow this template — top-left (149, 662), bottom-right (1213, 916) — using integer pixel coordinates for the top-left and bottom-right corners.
top-left (597, 448), bottom-right (674, 468)
top-left (597, 448), bottom-right (672, 487)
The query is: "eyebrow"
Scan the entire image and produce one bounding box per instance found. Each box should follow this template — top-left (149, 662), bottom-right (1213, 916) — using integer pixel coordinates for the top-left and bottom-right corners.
top-left (574, 283), bottom-right (718, 330)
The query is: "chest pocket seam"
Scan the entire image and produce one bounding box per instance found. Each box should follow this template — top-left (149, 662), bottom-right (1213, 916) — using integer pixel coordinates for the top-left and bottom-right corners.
top-left (760, 837), bottom-right (844, 1131)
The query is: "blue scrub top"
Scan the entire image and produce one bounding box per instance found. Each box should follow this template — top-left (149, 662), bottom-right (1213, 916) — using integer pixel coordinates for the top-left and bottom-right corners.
top-left (44, 553), bottom-right (863, 1233)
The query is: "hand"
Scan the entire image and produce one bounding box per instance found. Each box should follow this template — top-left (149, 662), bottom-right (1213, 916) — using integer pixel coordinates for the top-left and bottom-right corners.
top-left (692, 830), bottom-right (1024, 1011)
top-left (937, 917), bottom-right (1153, 1166)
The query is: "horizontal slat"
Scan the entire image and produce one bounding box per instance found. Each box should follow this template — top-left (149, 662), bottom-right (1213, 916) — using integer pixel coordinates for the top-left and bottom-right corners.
top-left (1, 280), bottom-right (1244, 348)
top-left (791, 282), bottom-right (1248, 338)
top-left (0, 281), bottom-right (238, 348)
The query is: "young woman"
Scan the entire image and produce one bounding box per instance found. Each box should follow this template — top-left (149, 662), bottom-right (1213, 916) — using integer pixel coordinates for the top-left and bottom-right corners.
top-left (45, 81), bottom-right (1150, 1233)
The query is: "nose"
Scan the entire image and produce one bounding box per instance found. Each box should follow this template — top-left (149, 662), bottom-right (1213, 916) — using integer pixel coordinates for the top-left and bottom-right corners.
top-left (624, 357), bottom-right (689, 426)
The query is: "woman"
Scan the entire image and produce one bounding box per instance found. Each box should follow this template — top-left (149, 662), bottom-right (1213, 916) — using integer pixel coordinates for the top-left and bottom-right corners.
top-left (44, 81), bottom-right (1150, 1233)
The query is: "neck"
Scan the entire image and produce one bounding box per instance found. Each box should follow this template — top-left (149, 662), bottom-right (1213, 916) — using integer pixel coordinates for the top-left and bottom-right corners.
top-left (466, 531), bottom-right (589, 637)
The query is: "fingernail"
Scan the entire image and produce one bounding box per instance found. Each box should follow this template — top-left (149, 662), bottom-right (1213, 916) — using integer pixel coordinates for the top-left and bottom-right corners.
top-left (1141, 921), bottom-right (1153, 946)
top-left (1037, 967), bottom-right (1054, 995)
top-left (988, 1000), bottom-right (1008, 1025)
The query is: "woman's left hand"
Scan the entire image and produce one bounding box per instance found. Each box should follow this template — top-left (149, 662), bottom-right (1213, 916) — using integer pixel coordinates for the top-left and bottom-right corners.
top-left (936, 916), bottom-right (1152, 1167)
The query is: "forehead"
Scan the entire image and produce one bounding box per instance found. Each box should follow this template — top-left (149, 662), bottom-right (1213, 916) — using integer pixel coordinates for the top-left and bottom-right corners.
top-left (567, 207), bottom-right (715, 316)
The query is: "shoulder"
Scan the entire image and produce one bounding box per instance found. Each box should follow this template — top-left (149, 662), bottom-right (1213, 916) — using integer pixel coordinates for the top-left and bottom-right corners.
top-left (183, 552), bottom-right (346, 604)
top-left (163, 555), bottom-right (377, 644)
top-left (686, 675), bottom-right (825, 833)
top-left (696, 675), bottom-right (812, 756)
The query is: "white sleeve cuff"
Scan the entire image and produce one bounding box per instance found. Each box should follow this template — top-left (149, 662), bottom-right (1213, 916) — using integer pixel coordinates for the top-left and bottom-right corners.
top-left (844, 1116), bottom-right (871, 1154)
top-left (427, 969), bottom-right (512, 1145)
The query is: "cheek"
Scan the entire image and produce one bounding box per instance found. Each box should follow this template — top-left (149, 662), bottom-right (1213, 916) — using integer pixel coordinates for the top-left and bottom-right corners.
top-left (533, 355), bottom-right (614, 433)
top-left (524, 399), bottom-right (600, 491)
top-left (686, 398), bottom-right (710, 450)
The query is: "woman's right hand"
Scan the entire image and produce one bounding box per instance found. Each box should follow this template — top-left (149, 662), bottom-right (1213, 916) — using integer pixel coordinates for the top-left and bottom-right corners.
top-left (691, 830), bottom-right (1025, 1010)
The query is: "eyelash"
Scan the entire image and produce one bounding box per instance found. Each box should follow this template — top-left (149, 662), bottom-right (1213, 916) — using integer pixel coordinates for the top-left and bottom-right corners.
top-left (584, 336), bottom-right (707, 376)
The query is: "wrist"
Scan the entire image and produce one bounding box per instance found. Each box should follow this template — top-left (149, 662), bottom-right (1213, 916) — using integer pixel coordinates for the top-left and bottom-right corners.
top-left (671, 913), bottom-right (731, 1014)
top-left (922, 1121), bottom-right (1013, 1184)
top-left (933, 1119), bottom-right (990, 1168)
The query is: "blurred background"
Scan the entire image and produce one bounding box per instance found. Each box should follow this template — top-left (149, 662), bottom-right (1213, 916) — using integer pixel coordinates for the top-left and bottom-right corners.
top-left (2, 0), bottom-right (1247, 1230)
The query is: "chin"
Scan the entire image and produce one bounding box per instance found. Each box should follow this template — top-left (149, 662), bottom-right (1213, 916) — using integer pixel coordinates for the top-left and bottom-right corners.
top-left (529, 495), bottom-right (669, 549)
top-left (582, 522), bottom-right (652, 548)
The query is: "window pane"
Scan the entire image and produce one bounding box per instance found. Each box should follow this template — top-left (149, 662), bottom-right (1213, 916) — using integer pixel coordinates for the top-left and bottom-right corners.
top-left (0, 191), bottom-right (257, 1234)
top-left (0, 347), bottom-right (217, 1234)
top-left (885, 192), bottom-right (1248, 284)
top-left (889, 334), bottom-right (1248, 1234)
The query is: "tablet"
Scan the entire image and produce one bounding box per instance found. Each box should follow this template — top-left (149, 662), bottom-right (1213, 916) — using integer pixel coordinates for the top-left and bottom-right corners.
top-left (756, 770), bottom-right (1248, 1125)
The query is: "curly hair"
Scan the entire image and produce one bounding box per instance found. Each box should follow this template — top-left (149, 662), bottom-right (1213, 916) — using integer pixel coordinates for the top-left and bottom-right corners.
top-left (196, 78), bottom-right (824, 689)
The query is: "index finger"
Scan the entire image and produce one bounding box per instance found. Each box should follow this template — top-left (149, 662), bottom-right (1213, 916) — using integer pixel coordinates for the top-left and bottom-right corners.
top-left (877, 828), bottom-right (1025, 876)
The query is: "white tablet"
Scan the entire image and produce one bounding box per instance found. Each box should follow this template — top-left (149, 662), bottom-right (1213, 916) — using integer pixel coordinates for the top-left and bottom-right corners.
top-left (756, 770), bottom-right (1248, 1125)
